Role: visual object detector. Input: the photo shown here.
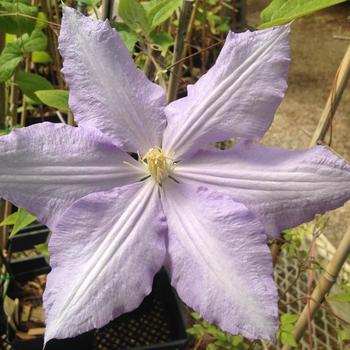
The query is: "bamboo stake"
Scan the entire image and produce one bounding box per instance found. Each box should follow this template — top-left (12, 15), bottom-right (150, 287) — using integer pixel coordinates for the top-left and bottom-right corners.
top-left (282, 225), bottom-right (350, 350)
top-left (167, 0), bottom-right (194, 102)
top-left (310, 45), bottom-right (350, 146)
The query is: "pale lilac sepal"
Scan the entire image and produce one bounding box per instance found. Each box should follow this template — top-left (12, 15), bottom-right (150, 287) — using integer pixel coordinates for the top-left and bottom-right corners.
top-left (44, 181), bottom-right (166, 343)
top-left (0, 123), bottom-right (142, 228)
top-left (176, 142), bottom-right (350, 238)
top-left (59, 7), bottom-right (166, 154)
top-left (161, 182), bottom-right (278, 340)
top-left (163, 25), bottom-right (290, 160)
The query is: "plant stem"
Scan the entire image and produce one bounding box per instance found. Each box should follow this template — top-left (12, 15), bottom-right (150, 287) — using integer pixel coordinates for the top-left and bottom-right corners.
top-left (167, 0), bottom-right (194, 102)
top-left (10, 75), bottom-right (18, 127)
top-left (67, 110), bottom-right (74, 126)
top-left (144, 45), bottom-right (161, 81)
top-left (42, 0), bottom-right (63, 88)
top-left (282, 224), bottom-right (350, 350)
top-left (20, 55), bottom-right (30, 127)
top-left (310, 44), bottom-right (350, 146)
top-left (101, 0), bottom-right (114, 21)
top-left (1, 201), bottom-right (11, 249)
top-left (0, 32), bottom-right (5, 129)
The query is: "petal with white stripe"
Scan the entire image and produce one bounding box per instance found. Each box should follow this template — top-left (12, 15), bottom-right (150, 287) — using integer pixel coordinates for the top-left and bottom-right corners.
top-left (0, 123), bottom-right (143, 227)
top-left (161, 182), bottom-right (278, 340)
top-left (44, 181), bottom-right (166, 343)
top-left (60, 7), bottom-right (166, 153)
top-left (175, 142), bottom-right (350, 238)
top-left (163, 25), bottom-right (290, 159)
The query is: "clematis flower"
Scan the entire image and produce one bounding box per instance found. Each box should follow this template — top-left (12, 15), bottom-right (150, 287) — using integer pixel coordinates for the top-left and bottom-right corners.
top-left (1, 6), bottom-right (350, 345)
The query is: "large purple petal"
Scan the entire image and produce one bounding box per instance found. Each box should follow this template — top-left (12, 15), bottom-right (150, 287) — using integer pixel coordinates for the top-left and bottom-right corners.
top-left (0, 123), bottom-right (143, 227)
top-left (44, 181), bottom-right (166, 343)
top-left (161, 182), bottom-right (278, 340)
top-left (59, 7), bottom-right (166, 154)
top-left (163, 26), bottom-right (290, 160)
top-left (175, 142), bottom-right (350, 238)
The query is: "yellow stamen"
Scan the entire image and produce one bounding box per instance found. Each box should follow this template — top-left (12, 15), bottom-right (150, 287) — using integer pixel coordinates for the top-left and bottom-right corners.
top-left (142, 147), bottom-right (174, 184)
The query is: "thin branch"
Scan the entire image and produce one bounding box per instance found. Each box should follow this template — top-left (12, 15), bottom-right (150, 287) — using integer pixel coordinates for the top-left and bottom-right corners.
top-left (166, 39), bottom-right (224, 71)
top-left (0, 11), bottom-right (60, 28)
top-left (167, 0), bottom-right (194, 102)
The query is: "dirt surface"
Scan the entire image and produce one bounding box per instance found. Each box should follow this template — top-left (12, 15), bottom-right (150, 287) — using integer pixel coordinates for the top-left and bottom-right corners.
top-left (247, 1), bottom-right (350, 246)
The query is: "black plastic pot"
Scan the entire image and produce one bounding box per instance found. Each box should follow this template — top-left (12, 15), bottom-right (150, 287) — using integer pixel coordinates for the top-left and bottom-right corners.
top-left (47, 269), bottom-right (190, 350)
top-left (8, 223), bottom-right (51, 282)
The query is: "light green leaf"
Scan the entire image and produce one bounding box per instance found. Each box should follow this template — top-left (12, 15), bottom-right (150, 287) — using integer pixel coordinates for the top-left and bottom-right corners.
top-left (0, 208), bottom-right (36, 238)
top-left (232, 335), bottom-right (243, 346)
top-left (337, 327), bottom-right (350, 341)
top-left (281, 313), bottom-right (299, 324)
top-left (34, 242), bottom-right (49, 257)
top-left (0, 128), bottom-right (12, 135)
top-left (259, 0), bottom-right (347, 28)
top-left (118, 0), bottom-right (148, 34)
top-left (16, 71), bottom-right (53, 103)
top-left (111, 22), bottom-right (138, 52)
top-left (146, 0), bottom-right (181, 31)
top-left (78, 0), bottom-right (100, 6)
top-left (0, 42), bottom-right (22, 81)
top-left (35, 11), bottom-right (48, 30)
top-left (35, 89), bottom-right (69, 112)
top-left (191, 312), bottom-right (201, 320)
top-left (0, 0), bottom-right (38, 34)
top-left (150, 31), bottom-right (173, 56)
top-left (20, 29), bottom-right (48, 52)
top-left (281, 331), bottom-right (297, 347)
top-left (0, 212), bottom-right (18, 226)
top-left (32, 51), bottom-right (52, 63)
top-left (328, 292), bottom-right (350, 303)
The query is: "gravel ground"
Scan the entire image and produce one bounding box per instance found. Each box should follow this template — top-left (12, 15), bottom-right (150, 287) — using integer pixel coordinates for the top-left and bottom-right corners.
top-left (247, 0), bottom-right (350, 246)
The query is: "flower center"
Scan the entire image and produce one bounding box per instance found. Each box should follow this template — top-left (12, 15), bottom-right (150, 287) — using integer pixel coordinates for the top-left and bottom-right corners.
top-left (142, 147), bottom-right (174, 184)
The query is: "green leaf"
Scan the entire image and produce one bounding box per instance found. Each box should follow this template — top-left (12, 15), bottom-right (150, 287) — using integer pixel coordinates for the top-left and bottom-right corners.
top-left (191, 312), bottom-right (201, 320)
top-left (0, 0), bottom-right (38, 34)
top-left (111, 22), bottom-right (138, 52)
top-left (150, 31), bottom-right (173, 56)
top-left (0, 41), bottom-right (22, 81)
top-left (146, 0), bottom-right (182, 31)
top-left (0, 208), bottom-right (36, 238)
top-left (232, 335), bottom-right (243, 346)
top-left (207, 344), bottom-right (217, 350)
top-left (0, 212), bottom-right (18, 226)
top-left (34, 11), bottom-right (48, 30)
top-left (328, 291), bottom-right (350, 303)
top-left (35, 89), bottom-right (69, 111)
top-left (32, 51), bottom-right (52, 63)
top-left (337, 327), bottom-right (350, 341)
top-left (281, 313), bottom-right (299, 324)
top-left (259, 0), bottom-right (347, 28)
top-left (78, 0), bottom-right (100, 6)
top-left (34, 242), bottom-right (49, 257)
top-left (20, 29), bottom-right (47, 52)
top-left (0, 127), bottom-right (12, 135)
top-left (16, 71), bottom-right (53, 103)
top-left (118, 0), bottom-right (148, 34)
top-left (280, 331), bottom-right (297, 347)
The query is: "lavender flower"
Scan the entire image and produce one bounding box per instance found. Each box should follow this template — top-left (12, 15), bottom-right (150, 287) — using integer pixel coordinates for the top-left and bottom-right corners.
top-left (1, 6), bottom-right (350, 344)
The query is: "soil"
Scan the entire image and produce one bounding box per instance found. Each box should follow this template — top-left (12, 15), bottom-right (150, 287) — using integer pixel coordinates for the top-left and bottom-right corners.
top-left (247, 1), bottom-right (350, 246)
